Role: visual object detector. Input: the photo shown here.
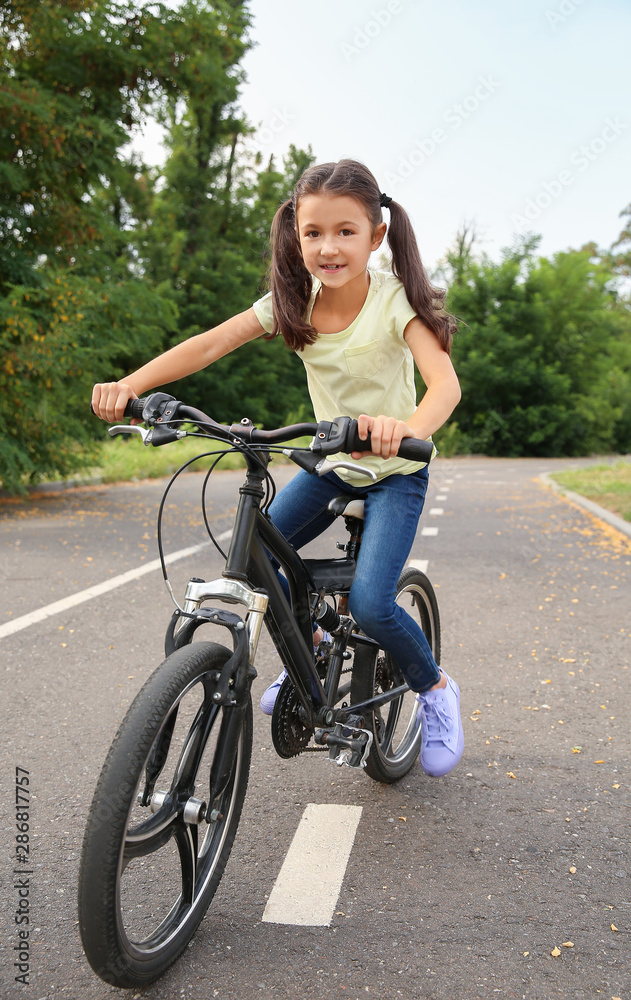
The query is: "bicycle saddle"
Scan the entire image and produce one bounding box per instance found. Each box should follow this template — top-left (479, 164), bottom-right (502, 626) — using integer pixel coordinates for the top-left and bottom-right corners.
top-left (328, 495), bottom-right (365, 520)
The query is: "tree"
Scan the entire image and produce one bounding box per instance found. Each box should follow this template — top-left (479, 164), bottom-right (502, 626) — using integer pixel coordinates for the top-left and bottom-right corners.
top-left (0, 0), bottom-right (199, 491)
top-left (608, 202), bottom-right (631, 277)
top-left (436, 232), bottom-right (631, 456)
top-left (0, 0), bottom-right (170, 284)
top-left (0, 272), bottom-right (175, 493)
top-left (138, 41), bottom-right (316, 424)
top-left (0, 1), bottom-right (316, 491)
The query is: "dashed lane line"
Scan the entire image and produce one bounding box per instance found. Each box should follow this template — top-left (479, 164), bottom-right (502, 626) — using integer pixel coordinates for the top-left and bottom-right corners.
top-left (262, 803), bottom-right (363, 926)
top-left (0, 530), bottom-right (233, 640)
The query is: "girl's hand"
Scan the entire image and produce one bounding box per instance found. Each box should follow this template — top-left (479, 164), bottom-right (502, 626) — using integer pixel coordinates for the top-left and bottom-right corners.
top-left (352, 414), bottom-right (415, 460)
top-left (91, 382), bottom-right (138, 423)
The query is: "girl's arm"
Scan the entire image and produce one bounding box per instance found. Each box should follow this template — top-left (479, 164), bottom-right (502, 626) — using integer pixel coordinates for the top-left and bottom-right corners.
top-left (354, 316), bottom-right (461, 460)
top-left (92, 307), bottom-right (266, 422)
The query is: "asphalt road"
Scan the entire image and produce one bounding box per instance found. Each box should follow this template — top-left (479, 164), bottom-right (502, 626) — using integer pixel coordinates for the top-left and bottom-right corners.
top-left (1, 455), bottom-right (629, 1000)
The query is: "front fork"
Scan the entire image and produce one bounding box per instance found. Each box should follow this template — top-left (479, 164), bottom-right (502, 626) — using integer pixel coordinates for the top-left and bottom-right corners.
top-left (166, 576), bottom-right (268, 664)
top-left (164, 577), bottom-right (268, 816)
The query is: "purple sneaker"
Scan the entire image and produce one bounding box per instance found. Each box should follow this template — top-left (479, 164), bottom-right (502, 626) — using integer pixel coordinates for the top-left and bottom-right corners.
top-left (260, 669), bottom-right (288, 715)
top-left (416, 671), bottom-right (464, 777)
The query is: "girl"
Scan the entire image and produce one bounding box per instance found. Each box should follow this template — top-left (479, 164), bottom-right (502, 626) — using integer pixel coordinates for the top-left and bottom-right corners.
top-left (92, 159), bottom-right (463, 778)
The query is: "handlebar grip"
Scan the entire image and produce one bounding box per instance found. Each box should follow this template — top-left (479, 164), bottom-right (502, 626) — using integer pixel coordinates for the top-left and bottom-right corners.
top-left (124, 398), bottom-right (146, 420)
top-left (346, 423), bottom-right (434, 464)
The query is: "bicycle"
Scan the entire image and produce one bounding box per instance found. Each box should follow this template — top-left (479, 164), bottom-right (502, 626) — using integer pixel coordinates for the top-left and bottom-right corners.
top-left (78, 391), bottom-right (441, 987)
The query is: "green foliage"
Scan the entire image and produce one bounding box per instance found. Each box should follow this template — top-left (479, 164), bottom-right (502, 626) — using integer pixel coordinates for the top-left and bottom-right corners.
top-left (1, 0), bottom-right (162, 282)
top-left (0, 0), bottom-right (313, 492)
top-left (439, 235), bottom-right (631, 457)
top-left (0, 270), bottom-right (175, 492)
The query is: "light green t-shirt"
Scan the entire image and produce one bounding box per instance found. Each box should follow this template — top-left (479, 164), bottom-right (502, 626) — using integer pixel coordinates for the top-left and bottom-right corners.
top-left (252, 269), bottom-right (431, 485)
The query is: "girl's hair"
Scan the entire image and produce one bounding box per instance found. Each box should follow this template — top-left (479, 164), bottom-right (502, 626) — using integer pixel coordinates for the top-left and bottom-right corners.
top-left (266, 158), bottom-right (457, 353)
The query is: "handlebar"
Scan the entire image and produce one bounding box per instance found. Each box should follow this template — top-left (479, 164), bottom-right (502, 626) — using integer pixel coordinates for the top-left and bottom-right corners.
top-left (122, 393), bottom-right (434, 465)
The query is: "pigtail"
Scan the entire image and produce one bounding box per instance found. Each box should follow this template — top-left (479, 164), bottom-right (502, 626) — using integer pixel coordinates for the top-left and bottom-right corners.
top-left (268, 199), bottom-right (318, 351)
top-left (386, 201), bottom-right (457, 355)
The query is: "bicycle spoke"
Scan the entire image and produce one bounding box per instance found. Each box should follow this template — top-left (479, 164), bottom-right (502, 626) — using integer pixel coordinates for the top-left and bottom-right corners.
top-left (123, 807), bottom-right (179, 865)
top-left (140, 706), bottom-right (180, 804)
top-left (174, 821), bottom-right (198, 906)
top-left (171, 692), bottom-right (219, 793)
top-left (379, 715), bottom-right (396, 757)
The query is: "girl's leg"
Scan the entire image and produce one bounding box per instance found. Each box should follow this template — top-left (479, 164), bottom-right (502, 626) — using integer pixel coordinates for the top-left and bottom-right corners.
top-left (259, 468), bottom-right (352, 713)
top-left (348, 468), bottom-right (463, 777)
top-left (266, 468), bottom-right (344, 550)
top-left (348, 467), bottom-right (440, 693)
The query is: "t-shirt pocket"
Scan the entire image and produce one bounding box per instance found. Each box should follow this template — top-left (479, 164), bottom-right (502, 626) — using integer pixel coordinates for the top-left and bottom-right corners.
top-left (344, 341), bottom-right (383, 379)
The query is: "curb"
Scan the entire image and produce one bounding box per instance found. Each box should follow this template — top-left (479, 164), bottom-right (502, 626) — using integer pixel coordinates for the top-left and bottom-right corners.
top-left (0, 475), bottom-right (103, 500)
top-left (538, 471), bottom-right (631, 540)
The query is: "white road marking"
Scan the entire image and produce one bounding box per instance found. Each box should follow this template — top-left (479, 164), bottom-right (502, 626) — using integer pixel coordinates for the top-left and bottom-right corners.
top-left (429, 508), bottom-right (444, 516)
top-left (436, 494), bottom-right (448, 502)
top-left (0, 529), bottom-right (233, 640)
top-left (421, 526), bottom-right (439, 536)
top-left (408, 559), bottom-right (429, 573)
top-left (262, 804), bottom-right (362, 926)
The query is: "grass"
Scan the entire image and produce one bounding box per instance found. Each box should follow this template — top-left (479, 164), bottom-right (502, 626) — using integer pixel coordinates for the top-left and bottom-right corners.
top-left (96, 432), bottom-right (314, 484)
top-left (550, 460), bottom-right (631, 522)
top-left (99, 435), bottom-right (245, 482)
top-left (0, 432), bottom-right (311, 495)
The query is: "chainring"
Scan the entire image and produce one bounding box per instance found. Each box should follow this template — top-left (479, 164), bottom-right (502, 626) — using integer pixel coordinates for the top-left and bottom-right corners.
top-left (271, 675), bottom-right (313, 759)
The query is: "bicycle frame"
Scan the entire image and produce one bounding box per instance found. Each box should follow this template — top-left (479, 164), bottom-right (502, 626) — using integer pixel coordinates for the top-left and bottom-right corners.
top-left (111, 395), bottom-right (430, 731)
top-left (175, 441), bottom-right (412, 731)
top-left (178, 445), bottom-right (325, 723)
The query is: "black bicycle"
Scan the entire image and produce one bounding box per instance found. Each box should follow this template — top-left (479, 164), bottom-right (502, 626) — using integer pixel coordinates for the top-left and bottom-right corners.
top-left (78, 392), bottom-right (441, 987)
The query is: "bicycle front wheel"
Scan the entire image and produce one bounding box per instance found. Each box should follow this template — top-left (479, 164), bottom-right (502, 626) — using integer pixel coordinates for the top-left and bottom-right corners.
top-left (350, 568), bottom-right (441, 783)
top-left (78, 642), bottom-right (253, 987)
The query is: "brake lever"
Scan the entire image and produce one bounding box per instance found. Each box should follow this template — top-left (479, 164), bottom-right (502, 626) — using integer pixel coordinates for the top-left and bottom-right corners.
top-left (108, 425), bottom-right (153, 444)
top-left (316, 459), bottom-right (378, 482)
top-left (108, 424), bottom-right (187, 447)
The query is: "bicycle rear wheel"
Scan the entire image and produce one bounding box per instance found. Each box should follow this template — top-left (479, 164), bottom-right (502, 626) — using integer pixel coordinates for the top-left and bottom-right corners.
top-left (78, 642), bottom-right (253, 987)
top-left (350, 568), bottom-right (441, 783)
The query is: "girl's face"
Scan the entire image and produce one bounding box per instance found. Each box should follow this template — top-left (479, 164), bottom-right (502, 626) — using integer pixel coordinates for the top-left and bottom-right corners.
top-left (295, 193), bottom-right (386, 291)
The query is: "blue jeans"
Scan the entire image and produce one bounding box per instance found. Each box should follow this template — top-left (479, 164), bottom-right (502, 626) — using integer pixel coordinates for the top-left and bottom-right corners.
top-left (267, 466), bottom-right (441, 694)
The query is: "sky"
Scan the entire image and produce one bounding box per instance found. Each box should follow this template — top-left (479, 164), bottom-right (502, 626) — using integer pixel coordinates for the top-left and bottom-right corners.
top-left (137, 0), bottom-right (631, 272)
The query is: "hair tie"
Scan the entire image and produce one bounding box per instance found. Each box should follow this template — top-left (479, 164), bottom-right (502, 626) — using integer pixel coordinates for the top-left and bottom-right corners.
top-left (379, 192), bottom-right (392, 209)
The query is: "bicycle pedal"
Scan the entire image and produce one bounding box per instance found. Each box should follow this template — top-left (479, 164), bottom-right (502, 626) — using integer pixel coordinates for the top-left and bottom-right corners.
top-left (314, 723), bottom-right (374, 768)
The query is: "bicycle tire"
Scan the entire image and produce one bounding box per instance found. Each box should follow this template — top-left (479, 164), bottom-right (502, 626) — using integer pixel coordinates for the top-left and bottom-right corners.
top-left (350, 568), bottom-right (441, 783)
top-left (78, 641), bottom-right (253, 987)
